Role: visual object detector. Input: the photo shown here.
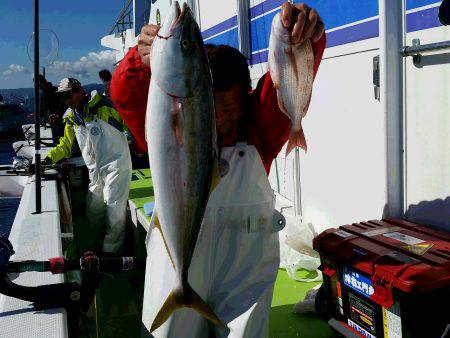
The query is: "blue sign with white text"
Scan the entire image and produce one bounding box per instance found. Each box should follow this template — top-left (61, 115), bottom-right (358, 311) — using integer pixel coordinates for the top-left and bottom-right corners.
top-left (342, 267), bottom-right (374, 298)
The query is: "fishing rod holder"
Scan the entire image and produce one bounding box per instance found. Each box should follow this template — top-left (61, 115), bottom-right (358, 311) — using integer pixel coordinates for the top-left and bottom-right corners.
top-left (5, 160), bottom-right (76, 181)
top-left (0, 236), bottom-right (144, 314)
top-left (0, 238), bottom-right (97, 313)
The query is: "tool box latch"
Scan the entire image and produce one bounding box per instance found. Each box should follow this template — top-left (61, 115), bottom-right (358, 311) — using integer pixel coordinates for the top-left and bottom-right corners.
top-left (321, 265), bottom-right (337, 277)
top-left (370, 273), bottom-right (394, 308)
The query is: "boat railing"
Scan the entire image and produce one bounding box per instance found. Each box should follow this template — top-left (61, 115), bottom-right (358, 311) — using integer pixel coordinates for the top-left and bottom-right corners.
top-left (108, 0), bottom-right (133, 35)
top-left (402, 38), bottom-right (450, 64)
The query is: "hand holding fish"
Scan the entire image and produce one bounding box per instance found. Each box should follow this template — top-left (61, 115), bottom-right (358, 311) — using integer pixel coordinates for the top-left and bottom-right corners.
top-left (280, 2), bottom-right (324, 44)
top-left (138, 24), bottom-right (160, 66)
top-left (269, 2), bottom-right (324, 154)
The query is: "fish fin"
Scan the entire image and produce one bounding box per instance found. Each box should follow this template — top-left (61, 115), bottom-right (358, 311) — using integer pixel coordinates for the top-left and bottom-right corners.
top-left (150, 286), bottom-right (183, 332)
top-left (285, 126), bottom-right (307, 156)
top-left (150, 209), bottom-right (176, 270)
top-left (209, 162), bottom-right (221, 194)
top-left (185, 283), bottom-right (224, 328)
top-left (171, 113), bottom-right (184, 147)
top-left (149, 208), bottom-right (161, 229)
top-left (150, 283), bottom-right (224, 332)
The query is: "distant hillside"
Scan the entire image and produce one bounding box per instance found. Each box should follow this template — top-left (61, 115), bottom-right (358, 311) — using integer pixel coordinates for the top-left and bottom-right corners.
top-left (0, 84), bottom-right (105, 114)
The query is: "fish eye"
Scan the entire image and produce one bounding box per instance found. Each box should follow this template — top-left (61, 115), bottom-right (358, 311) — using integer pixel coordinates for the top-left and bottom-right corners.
top-left (181, 39), bottom-right (191, 49)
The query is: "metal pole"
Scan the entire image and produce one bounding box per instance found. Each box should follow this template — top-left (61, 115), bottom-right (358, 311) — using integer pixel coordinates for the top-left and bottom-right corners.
top-left (236, 0), bottom-right (251, 59)
top-left (42, 67), bottom-right (46, 127)
top-left (402, 40), bottom-right (450, 56)
top-left (34, 0), bottom-right (42, 214)
top-left (379, 0), bottom-right (405, 218)
top-left (294, 148), bottom-right (302, 217)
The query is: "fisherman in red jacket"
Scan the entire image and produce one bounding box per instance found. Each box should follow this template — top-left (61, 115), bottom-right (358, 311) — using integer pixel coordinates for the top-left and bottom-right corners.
top-left (111, 2), bottom-right (326, 337)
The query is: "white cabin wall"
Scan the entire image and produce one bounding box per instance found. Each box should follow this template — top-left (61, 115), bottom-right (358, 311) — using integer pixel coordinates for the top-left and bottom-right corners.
top-left (199, 0), bottom-right (239, 50)
top-left (198, 0), bottom-right (237, 31)
top-left (300, 40), bottom-right (386, 232)
top-left (404, 3), bottom-right (450, 231)
top-left (148, 0), bottom-right (190, 26)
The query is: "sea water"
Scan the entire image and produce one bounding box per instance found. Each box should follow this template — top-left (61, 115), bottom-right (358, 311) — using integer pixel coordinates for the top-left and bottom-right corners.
top-left (0, 139), bottom-right (20, 237)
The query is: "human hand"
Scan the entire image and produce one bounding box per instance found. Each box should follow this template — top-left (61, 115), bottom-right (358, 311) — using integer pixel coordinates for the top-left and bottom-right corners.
top-left (280, 2), bottom-right (325, 44)
top-left (42, 157), bottom-right (53, 166)
top-left (49, 113), bottom-right (58, 125)
top-left (60, 159), bottom-right (70, 171)
top-left (137, 24), bottom-right (160, 67)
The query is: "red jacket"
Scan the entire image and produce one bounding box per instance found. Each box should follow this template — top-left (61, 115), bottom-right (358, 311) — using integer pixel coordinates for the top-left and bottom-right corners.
top-left (110, 34), bottom-right (326, 174)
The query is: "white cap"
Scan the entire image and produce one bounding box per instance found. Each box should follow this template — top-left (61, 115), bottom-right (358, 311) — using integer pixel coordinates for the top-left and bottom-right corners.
top-left (56, 77), bottom-right (81, 93)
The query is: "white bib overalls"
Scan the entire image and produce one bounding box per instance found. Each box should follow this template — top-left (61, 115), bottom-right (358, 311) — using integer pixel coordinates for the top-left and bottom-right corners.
top-left (143, 142), bottom-right (281, 337)
top-left (75, 117), bottom-right (131, 253)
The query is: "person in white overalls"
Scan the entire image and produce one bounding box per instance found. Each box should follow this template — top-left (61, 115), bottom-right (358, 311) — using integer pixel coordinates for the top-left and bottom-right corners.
top-left (45, 78), bottom-right (132, 254)
top-left (141, 2), bottom-right (325, 336)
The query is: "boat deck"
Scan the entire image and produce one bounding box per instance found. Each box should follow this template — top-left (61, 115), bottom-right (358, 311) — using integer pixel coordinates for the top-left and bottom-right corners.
top-left (0, 174), bottom-right (67, 338)
top-left (127, 169), bottom-right (338, 337)
top-left (0, 126), bottom-right (67, 337)
top-left (128, 168), bottom-right (154, 232)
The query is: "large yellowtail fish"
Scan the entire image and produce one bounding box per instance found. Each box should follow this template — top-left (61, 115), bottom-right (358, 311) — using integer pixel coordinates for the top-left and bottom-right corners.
top-left (145, 1), bottom-right (222, 332)
top-left (268, 12), bottom-right (314, 156)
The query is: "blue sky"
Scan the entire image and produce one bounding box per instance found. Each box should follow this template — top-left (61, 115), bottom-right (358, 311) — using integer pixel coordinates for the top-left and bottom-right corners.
top-left (0, 1), bottom-right (127, 89)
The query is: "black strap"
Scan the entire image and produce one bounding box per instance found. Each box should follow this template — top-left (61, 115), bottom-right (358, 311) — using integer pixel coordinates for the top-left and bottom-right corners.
top-left (73, 109), bottom-right (85, 126)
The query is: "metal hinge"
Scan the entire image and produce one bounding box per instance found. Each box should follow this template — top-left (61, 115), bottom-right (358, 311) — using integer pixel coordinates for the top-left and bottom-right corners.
top-left (373, 55), bottom-right (380, 101)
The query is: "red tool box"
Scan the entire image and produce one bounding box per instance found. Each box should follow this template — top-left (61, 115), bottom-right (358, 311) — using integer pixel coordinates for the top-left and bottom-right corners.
top-left (313, 218), bottom-right (450, 338)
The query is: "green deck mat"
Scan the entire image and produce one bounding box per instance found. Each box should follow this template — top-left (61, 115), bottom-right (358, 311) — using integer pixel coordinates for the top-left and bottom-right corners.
top-left (129, 169), bottom-right (153, 200)
top-left (270, 270), bottom-right (338, 338)
top-left (129, 169), bottom-right (155, 221)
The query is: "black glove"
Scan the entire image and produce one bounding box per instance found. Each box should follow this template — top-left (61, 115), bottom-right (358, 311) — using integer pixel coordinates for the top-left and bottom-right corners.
top-left (60, 160), bottom-right (70, 171)
top-left (42, 157), bottom-right (53, 166)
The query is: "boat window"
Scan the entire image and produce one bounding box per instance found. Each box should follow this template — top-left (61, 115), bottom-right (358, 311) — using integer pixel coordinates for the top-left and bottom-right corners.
top-left (134, 0), bottom-right (151, 37)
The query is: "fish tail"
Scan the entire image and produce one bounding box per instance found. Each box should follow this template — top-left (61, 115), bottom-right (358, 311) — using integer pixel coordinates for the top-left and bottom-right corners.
top-left (185, 283), bottom-right (224, 328)
top-left (150, 283), bottom-right (224, 332)
top-left (285, 126), bottom-right (307, 156)
top-left (150, 286), bottom-right (182, 332)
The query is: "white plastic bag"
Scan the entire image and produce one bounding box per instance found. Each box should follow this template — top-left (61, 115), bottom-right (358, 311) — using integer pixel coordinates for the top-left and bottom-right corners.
top-left (279, 213), bottom-right (322, 282)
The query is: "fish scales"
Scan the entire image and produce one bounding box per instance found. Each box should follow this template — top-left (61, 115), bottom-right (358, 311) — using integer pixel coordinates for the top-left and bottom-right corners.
top-left (268, 12), bottom-right (314, 155)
